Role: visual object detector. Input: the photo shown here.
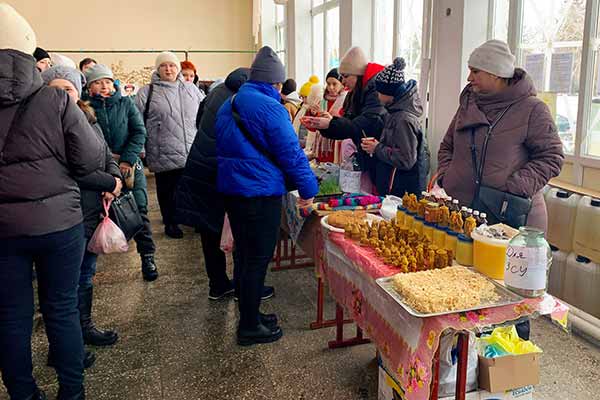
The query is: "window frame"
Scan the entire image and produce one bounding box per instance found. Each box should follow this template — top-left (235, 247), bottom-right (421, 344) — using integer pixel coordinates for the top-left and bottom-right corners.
top-left (310, 0), bottom-right (340, 77)
top-left (500, 0), bottom-right (600, 187)
top-left (274, 3), bottom-right (287, 66)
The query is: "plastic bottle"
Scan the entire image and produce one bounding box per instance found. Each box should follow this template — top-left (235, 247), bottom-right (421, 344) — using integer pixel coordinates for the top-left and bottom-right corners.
top-left (480, 213), bottom-right (489, 226)
top-left (545, 189), bottom-right (580, 252)
top-left (572, 196), bottom-right (600, 264)
top-left (564, 253), bottom-right (600, 318)
top-left (456, 234), bottom-right (474, 267)
top-left (547, 246), bottom-right (568, 299)
top-left (504, 227), bottom-right (552, 298)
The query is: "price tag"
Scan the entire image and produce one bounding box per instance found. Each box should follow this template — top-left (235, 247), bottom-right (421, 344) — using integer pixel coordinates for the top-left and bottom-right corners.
top-left (505, 245), bottom-right (548, 290)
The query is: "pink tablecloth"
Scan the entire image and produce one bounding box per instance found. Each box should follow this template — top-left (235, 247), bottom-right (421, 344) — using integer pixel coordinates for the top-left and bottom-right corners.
top-left (324, 232), bottom-right (568, 400)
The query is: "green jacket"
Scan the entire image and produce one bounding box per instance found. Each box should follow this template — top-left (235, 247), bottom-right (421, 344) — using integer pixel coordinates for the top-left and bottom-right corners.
top-left (88, 89), bottom-right (146, 166)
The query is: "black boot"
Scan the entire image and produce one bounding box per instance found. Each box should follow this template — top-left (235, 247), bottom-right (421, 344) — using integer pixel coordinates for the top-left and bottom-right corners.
top-left (56, 386), bottom-right (85, 400)
top-left (48, 351), bottom-right (96, 369)
top-left (259, 312), bottom-right (278, 330)
top-left (79, 286), bottom-right (118, 346)
top-left (165, 224), bottom-right (184, 239)
top-left (24, 388), bottom-right (47, 400)
top-left (237, 323), bottom-right (283, 346)
top-left (141, 254), bottom-right (159, 281)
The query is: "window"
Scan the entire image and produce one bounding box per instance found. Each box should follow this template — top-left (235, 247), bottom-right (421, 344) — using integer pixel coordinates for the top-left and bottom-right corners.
top-left (518, 0), bottom-right (585, 155)
top-left (489, 0), bottom-right (510, 41)
top-left (586, 2), bottom-right (600, 157)
top-left (275, 4), bottom-right (286, 65)
top-left (396, 0), bottom-right (424, 81)
top-left (372, 0), bottom-right (395, 65)
top-left (311, 1), bottom-right (340, 78)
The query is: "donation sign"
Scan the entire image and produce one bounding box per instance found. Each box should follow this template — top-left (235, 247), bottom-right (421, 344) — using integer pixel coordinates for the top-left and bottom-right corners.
top-left (504, 245), bottom-right (548, 291)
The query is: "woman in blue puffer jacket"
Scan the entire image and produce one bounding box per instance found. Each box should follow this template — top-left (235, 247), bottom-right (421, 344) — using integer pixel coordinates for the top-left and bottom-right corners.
top-left (216, 46), bottom-right (318, 347)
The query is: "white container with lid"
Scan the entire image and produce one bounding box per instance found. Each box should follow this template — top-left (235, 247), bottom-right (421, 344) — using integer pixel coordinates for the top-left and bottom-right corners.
top-left (546, 188), bottom-right (580, 252)
top-left (564, 253), bottom-right (600, 318)
top-left (547, 245), bottom-right (568, 299)
top-left (573, 196), bottom-right (600, 264)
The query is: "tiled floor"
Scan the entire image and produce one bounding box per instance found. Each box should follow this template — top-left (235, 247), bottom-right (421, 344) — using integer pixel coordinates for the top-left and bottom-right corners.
top-left (1, 177), bottom-right (599, 399)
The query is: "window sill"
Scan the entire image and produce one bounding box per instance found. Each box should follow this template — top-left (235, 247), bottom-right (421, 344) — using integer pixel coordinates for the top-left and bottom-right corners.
top-left (549, 178), bottom-right (600, 199)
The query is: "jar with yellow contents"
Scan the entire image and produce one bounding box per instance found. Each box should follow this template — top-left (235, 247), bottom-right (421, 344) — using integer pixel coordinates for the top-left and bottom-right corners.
top-left (456, 234), bottom-right (474, 266)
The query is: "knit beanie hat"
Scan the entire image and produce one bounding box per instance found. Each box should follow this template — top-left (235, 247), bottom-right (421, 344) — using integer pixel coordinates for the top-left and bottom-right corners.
top-left (34, 47), bottom-right (50, 62)
top-left (155, 51), bottom-right (180, 71)
top-left (282, 78), bottom-right (297, 96)
top-left (250, 46), bottom-right (286, 84)
top-left (84, 64), bottom-right (114, 86)
top-left (375, 57), bottom-right (407, 96)
top-left (299, 75), bottom-right (319, 97)
top-left (339, 46), bottom-right (368, 76)
top-left (326, 68), bottom-right (342, 83)
top-left (51, 53), bottom-right (76, 69)
top-left (468, 40), bottom-right (515, 78)
top-left (42, 65), bottom-right (85, 96)
top-left (0, 3), bottom-right (36, 55)
top-left (180, 60), bottom-right (196, 72)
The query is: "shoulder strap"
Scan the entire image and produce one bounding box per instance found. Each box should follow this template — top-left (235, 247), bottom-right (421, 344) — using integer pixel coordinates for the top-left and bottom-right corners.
top-left (143, 83), bottom-right (154, 124)
top-left (470, 104), bottom-right (513, 191)
top-left (230, 94), bottom-right (281, 169)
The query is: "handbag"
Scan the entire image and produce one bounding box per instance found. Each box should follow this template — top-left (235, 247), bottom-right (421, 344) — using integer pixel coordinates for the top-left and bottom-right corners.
top-left (230, 95), bottom-right (297, 192)
top-left (470, 105), bottom-right (532, 228)
top-left (108, 192), bottom-right (144, 241)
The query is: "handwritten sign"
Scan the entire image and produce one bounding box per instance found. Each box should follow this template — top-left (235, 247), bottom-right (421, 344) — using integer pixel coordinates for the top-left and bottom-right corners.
top-left (505, 245), bottom-right (548, 291)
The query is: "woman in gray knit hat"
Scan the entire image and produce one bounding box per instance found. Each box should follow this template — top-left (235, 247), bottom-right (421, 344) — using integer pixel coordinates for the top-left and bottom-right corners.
top-left (437, 40), bottom-right (564, 231)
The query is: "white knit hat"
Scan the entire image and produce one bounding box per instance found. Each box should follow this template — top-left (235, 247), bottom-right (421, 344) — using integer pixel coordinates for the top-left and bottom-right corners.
top-left (155, 51), bottom-right (180, 71)
top-left (468, 40), bottom-right (515, 78)
top-left (0, 3), bottom-right (37, 55)
top-left (339, 46), bottom-right (368, 76)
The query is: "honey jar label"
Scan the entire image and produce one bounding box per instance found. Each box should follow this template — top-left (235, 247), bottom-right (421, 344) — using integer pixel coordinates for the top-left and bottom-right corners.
top-left (505, 245), bottom-right (548, 290)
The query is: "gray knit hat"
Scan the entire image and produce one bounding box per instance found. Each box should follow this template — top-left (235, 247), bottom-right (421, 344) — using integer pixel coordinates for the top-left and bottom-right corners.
top-left (249, 46), bottom-right (285, 84)
top-left (42, 65), bottom-right (85, 96)
top-left (468, 40), bottom-right (515, 78)
top-left (84, 63), bottom-right (114, 86)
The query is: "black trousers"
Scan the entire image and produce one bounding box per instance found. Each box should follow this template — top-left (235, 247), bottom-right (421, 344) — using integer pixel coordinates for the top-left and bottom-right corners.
top-left (224, 196), bottom-right (281, 330)
top-left (198, 228), bottom-right (230, 292)
top-left (133, 208), bottom-right (155, 256)
top-left (155, 168), bottom-right (184, 225)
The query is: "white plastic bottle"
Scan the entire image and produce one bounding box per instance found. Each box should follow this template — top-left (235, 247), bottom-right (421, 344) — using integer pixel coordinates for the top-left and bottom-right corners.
top-left (564, 253), bottom-right (600, 318)
top-left (547, 246), bottom-right (568, 299)
top-left (573, 196), bottom-right (600, 264)
top-left (545, 189), bottom-right (580, 252)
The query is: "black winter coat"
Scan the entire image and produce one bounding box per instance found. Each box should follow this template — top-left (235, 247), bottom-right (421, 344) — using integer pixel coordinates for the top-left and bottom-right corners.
top-left (175, 67), bottom-right (250, 232)
top-left (75, 112), bottom-right (121, 238)
top-left (0, 49), bottom-right (104, 239)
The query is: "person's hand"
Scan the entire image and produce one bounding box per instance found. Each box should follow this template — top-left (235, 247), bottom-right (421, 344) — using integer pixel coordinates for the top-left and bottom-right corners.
top-left (298, 197), bottom-right (314, 209)
top-left (360, 137), bottom-right (379, 155)
top-left (119, 162), bottom-right (133, 178)
top-left (301, 116), bottom-right (331, 130)
top-left (112, 177), bottom-right (123, 197)
top-left (318, 111), bottom-right (333, 120)
top-left (103, 192), bottom-right (115, 201)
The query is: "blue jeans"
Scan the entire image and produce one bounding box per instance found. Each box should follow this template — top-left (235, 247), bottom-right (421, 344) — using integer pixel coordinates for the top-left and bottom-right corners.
top-left (0, 224), bottom-right (86, 399)
top-left (79, 248), bottom-right (97, 289)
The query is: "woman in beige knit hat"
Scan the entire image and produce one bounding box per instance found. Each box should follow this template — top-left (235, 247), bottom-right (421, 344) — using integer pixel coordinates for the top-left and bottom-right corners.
top-left (302, 46), bottom-right (386, 188)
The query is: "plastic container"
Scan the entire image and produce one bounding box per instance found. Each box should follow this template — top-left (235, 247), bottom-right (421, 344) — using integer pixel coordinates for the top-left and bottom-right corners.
top-left (573, 196), bottom-right (600, 264)
top-left (433, 227), bottom-right (447, 249)
top-left (456, 234), bottom-right (474, 267)
top-left (547, 246), bottom-right (568, 299)
top-left (564, 253), bottom-right (600, 318)
top-left (444, 230), bottom-right (459, 258)
top-left (413, 216), bottom-right (424, 235)
top-left (545, 189), bottom-right (580, 252)
top-left (471, 230), bottom-right (510, 280)
top-left (423, 222), bottom-right (434, 241)
top-left (504, 227), bottom-right (552, 297)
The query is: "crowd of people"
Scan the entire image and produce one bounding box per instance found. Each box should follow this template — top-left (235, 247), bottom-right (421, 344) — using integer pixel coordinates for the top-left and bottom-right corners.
top-left (0, 3), bottom-right (564, 399)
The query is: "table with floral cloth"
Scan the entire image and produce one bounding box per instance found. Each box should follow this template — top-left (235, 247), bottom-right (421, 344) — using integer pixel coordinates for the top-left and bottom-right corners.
top-left (323, 231), bottom-right (569, 400)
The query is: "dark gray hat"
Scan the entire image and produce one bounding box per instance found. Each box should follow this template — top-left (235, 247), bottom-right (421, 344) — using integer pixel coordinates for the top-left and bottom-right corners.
top-left (249, 46), bottom-right (285, 84)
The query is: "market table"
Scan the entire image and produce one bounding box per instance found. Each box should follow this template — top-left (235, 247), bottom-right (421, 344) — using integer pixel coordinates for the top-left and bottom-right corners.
top-left (322, 230), bottom-right (569, 400)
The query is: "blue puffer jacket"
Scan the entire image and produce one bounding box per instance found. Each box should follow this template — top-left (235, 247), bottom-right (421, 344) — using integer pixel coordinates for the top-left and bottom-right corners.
top-left (216, 81), bottom-right (318, 199)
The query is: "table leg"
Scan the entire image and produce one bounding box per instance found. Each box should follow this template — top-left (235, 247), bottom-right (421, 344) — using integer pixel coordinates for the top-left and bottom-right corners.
top-left (328, 303), bottom-right (371, 349)
top-left (271, 233), bottom-right (313, 272)
top-left (429, 344), bottom-right (441, 400)
top-left (454, 332), bottom-right (469, 400)
top-left (310, 277), bottom-right (353, 329)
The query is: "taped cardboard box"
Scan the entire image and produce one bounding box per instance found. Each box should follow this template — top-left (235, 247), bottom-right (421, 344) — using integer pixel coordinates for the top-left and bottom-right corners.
top-left (478, 353), bottom-right (540, 393)
top-left (479, 385), bottom-right (534, 400)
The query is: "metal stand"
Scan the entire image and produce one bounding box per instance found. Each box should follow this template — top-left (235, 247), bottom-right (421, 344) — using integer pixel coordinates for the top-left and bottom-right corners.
top-left (272, 231), bottom-right (313, 271)
top-left (310, 277), bottom-right (353, 329)
top-left (327, 304), bottom-right (371, 349)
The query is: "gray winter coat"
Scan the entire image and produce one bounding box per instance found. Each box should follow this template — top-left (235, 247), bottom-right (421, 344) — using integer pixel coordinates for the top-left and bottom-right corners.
top-left (0, 49), bottom-right (104, 239)
top-left (136, 72), bottom-right (204, 173)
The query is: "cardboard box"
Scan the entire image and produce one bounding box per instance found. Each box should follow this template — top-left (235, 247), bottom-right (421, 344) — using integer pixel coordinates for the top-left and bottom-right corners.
top-left (479, 385), bottom-right (534, 400)
top-left (478, 353), bottom-right (540, 393)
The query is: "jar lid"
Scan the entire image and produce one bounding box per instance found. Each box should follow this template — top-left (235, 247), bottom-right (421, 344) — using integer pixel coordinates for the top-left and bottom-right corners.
top-left (447, 230), bottom-right (459, 237)
top-left (591, 198), bottom-right (600, 207)
top-left (458, 233), bottom-right (473, 242)
top-left (556, 191), bottom-right (569, 199)
top-left (415, 216), bottom-right (425, 221)
top-left (424, 221), bottom-right (435, 227)
top-left (550, 244), bottom-right (559, 252)
top-left (576, 255), bottom-right (591, 263)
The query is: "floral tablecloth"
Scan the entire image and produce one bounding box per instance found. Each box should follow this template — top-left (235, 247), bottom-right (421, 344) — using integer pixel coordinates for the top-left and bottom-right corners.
top-left (324, 232), bottom-right (569, 400)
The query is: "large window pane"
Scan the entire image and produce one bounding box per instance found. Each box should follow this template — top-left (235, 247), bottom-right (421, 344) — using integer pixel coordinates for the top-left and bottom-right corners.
top-left (373, 0), bottom-right (394, 65)
top-left (491, 0), bottom-right (509, 41)
top-left (312, 12), bottom-right (324, 79)
top-left (397, 0), bottom-right (423, 81)
top-left (587, 5), bottom-right (600, 157)
top-left (326, 6), bottom-right (340, 70)
top-left (521, 0), bottom-right (585, 155)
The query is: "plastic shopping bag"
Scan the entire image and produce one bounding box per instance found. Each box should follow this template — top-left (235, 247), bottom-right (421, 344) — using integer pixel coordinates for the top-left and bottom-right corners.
top-left (220, 213), bottom-right (234, 253)
top-left (438, 332), bottom-right (478, 398)
top-left (87, 199), bottom-right (129, 254)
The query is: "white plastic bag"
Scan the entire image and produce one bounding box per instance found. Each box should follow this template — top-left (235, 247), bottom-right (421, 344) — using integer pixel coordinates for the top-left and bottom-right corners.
top-left (381, 195), bottom-right (403, 220)
top-left (87, 199), bottom-right (129, 254)
top-left (438, 332), bottom-right (478, 398)
top-left (220, 213), bottom-right (234, 253)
